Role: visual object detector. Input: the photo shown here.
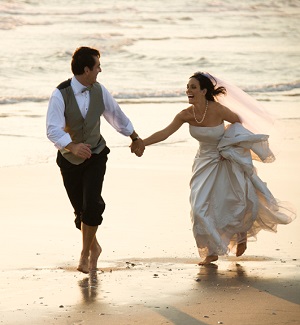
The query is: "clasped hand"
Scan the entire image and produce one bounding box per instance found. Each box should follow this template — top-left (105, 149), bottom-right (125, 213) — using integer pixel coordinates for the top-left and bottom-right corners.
top-left (130, 139), bottom-right (145, 157)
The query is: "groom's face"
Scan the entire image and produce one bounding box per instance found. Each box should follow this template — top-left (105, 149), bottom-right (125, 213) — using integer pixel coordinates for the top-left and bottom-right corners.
top-left (86, 56), bottom-right (102, 84)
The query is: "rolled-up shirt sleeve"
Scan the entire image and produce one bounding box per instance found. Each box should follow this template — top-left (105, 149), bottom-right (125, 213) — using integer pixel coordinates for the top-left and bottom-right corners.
top-left (46, 89), bottom-right (72, 150)
top-left (101, 85), bottom-right (134, 136)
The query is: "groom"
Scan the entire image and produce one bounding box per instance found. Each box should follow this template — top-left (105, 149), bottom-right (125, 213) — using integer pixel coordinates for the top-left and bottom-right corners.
top-left (46, 46), bottom-right (144, 273)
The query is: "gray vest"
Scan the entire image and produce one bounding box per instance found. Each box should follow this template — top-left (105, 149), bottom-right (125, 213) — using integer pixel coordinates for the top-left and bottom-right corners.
top-left (57, 79), bottom-right (106, 165)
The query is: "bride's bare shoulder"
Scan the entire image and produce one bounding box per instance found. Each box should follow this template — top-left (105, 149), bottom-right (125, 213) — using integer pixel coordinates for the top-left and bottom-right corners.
top-left (178, 106), bottom-right (193, 117)
top-left (210, 101), bottom-right (222, 109)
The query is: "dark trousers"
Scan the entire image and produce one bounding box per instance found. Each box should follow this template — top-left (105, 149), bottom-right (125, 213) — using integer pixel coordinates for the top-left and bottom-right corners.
top-left (56, 147), bottom-right (110, 229)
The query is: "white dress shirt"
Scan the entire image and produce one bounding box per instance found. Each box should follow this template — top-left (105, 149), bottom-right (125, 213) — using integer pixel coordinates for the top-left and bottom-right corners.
top-left (46, 76), bottom-right (134, 149)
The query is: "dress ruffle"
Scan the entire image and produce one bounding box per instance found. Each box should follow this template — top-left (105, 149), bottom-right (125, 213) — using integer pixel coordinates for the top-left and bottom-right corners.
top-left (190, 123), bottom-right (296, 258)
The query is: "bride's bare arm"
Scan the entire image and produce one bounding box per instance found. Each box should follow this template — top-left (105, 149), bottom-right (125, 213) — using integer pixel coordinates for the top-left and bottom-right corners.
top-left (143, 112), bottom-right (186, 146)
top-left (218, 104), bottom-right (241, 124)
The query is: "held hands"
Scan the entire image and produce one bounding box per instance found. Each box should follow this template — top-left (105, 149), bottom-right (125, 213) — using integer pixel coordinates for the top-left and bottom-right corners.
top-left (130, 138), bottom-right (145, 157)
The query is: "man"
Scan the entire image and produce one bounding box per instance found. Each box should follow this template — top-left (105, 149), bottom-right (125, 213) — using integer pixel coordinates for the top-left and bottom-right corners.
top-left (46, 46), bottom-right (145, 274)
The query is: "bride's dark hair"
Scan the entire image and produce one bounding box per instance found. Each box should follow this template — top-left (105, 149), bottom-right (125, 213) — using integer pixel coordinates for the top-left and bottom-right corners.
top-left (190, 72), bottom-right (226, 101)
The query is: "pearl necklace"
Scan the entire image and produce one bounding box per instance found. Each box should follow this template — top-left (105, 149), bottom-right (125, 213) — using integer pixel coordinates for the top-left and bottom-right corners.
top-left (193, 100), bottom-right (208, 124)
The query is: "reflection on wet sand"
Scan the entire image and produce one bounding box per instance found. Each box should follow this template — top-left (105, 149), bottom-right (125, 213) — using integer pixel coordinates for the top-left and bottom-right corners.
top-left (78, 271), bottom-right (99, 304)
top-left (73, 256), bottom-right (300, 311)
top-left (193, 259), bottom-right (300, 305)
top-left (1, 256), bottom-right (298, 324)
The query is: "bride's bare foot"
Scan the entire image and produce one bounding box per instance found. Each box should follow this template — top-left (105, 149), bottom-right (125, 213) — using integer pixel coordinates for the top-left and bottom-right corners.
top-left (198, 255), bottom-right (218, 265)
top-left (236, 242), bottom-right (247, 257)
top-left (77, 254), bottom-right (89, 274)
top-left (89, 241), bottom-right (102, 271)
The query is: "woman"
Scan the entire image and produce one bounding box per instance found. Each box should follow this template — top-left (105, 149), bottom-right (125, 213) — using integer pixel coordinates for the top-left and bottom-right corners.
top-left (143, 72), bottom-right (295, 265)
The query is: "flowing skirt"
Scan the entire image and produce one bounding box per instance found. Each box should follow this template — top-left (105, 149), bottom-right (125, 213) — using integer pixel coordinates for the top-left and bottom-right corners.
top-left (190, 123), bottom-right (296, 258)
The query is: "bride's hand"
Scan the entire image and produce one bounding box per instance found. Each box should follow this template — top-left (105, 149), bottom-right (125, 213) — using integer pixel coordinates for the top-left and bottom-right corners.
top-left (130, 139), bottom-right (145, 157)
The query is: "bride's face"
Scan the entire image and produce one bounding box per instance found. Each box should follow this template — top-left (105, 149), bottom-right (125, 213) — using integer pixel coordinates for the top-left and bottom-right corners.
top-left (186, 77), bottom-right (203, 104)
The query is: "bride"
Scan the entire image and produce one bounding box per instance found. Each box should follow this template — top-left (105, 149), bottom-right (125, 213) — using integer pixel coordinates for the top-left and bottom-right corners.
top-left (141, 72), bottom-right (296, 265)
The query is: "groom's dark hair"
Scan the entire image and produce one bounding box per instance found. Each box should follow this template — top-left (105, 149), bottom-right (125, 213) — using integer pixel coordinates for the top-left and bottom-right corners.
top-left (71, 46), bottom-right (100, 75)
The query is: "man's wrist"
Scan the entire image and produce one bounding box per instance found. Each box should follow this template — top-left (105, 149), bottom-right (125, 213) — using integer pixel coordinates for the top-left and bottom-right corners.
top-left (132, 136), bottom-right (140, 142)
top-left (65, 142), bottom-right (73, 152)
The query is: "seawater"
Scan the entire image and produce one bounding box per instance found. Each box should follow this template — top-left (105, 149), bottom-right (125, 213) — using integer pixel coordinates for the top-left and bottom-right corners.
top-left (0, 0), bottom-right (299, 166)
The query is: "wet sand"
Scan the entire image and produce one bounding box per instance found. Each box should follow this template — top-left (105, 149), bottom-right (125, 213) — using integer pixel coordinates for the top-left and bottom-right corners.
top-left (0, 117), bottom-right (299, 324)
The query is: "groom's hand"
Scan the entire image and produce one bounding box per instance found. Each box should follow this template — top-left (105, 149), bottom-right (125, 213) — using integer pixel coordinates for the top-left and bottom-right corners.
top-left (65, 142), bottom-right (92, 159)
top-left (130, 138), bottom-right (145, 157)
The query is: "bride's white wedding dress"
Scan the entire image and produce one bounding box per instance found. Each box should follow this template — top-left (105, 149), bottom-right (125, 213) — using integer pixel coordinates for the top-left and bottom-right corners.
top-left (189, 122), bottom-right (295, 258)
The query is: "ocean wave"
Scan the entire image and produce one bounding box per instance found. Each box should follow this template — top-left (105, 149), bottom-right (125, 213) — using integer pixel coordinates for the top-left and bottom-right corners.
top-left (1, 81), bottom-right (299, 106)
top-left (245, 81), bottom-right (300, 93)
top-left (0, 96), bottom-right (49, 105)
top-left (0, 13), bottom-right (53, 30)
top-left (0, 92), bottom-right (187, 106)
top-left (0, 16), bottom-right (25, 30)
top-left (284, 93), bottom-right (300, 97)
top-left (112, 90), bottom-right (185, 100)
top-left (113, 82), bottom-right (300, 99)
top-left (178, 32), bottom-right (261, 40)
top-left (135, 36), bottom-right (171, 41)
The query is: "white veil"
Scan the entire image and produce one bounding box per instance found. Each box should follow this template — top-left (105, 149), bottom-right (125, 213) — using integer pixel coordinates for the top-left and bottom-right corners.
top-left (203, 73), bottom-right (280, 155)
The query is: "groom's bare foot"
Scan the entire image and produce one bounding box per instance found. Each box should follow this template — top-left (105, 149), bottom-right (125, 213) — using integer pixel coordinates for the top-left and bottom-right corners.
top-left (89, 243), bottom-right (102, 271)
top-left (198, 255), bottom-right (218, 265)
top-left (77, 254), bottom-right (89, 274)
top-left (236, 242), bottom-right (247, 257)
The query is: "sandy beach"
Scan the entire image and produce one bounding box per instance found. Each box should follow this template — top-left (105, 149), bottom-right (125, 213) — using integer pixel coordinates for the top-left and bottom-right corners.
top-left (1, 103), bottom-right (300, 325)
